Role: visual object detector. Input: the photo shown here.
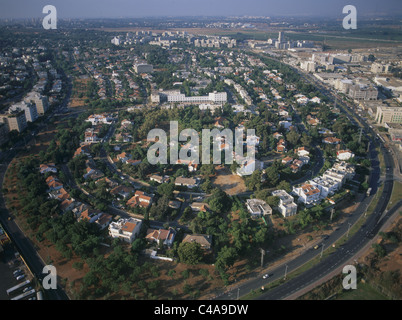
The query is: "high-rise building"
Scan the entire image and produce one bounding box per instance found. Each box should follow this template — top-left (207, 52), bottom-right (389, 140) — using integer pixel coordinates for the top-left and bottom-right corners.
top-left (25, 91), bottom-right (49, 115)
top-left (0, 109), bottom-right (27, 132)
top-left (9, 101), bottom-right (38, 122)
top-left (375, 106), bottom-right (402, 125)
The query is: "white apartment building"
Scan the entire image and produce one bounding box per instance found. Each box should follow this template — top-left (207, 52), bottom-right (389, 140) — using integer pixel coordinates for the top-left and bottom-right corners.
top-left (85, 114), bottom-right (114, 125)
top-left (375, 106), bottom-right (402, 125)
top-left (292, 184), bottom-right (321, 205)
top-left (246, 199), bottom-right (272, 217)
top-left (336, 150), bottom-right (355, 161)
top-left (166, 91), bottom-right (227, 104)
top-left (271, 189), bottom-right (298, 217)
top-left (309, 176), bottom-right (341, 199)
top-left (108, 218), bottom-right (143, 243)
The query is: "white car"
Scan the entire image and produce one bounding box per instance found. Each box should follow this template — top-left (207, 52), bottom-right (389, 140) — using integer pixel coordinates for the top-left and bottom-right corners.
top-left (16, 275), bottom-right (25, 281)
top-left (263, 274), bottom-right (269, 279)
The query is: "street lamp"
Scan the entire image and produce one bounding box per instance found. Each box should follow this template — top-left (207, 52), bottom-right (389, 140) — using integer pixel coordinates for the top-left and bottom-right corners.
top-left (284, 264), bottom-right (288, 280)
top-left (347, 223), bottom-right (352, 238)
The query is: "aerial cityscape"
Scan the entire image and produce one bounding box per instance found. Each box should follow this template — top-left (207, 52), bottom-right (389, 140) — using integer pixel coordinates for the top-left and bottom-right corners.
top-left (0, 0), bottom-right (401, 307)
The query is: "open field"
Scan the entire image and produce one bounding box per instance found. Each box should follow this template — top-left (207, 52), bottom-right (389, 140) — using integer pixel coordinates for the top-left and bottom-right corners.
top-left (211, 166), bottom-right (247, 195)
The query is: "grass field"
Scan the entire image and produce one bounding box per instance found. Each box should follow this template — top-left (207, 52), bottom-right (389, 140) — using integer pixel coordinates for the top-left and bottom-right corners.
top-left (387, 181), bottom-right (402, 211)
top-left (335, 282), bottom-right (389, 300)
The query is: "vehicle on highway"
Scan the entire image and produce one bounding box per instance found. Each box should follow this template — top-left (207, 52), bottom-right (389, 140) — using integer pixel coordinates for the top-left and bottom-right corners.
top-left (263, 274), bottom-right (269, 279)
top-left (313, 245), bottom-right (319, 250)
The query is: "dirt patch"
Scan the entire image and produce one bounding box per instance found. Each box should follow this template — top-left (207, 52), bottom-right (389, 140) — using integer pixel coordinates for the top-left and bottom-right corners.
top-left (69, 78), bottom-right (91, 108)
top-left (212, 166), bottom-right (247, 195)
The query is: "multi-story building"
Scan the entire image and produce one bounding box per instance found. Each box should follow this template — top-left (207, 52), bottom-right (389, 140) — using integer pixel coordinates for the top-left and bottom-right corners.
top-left (163, 91), bottom-right (227, 104)
top-left (292, 184), bottom-right (321, 205)
top-left (9, 102), bottom-right (38, 123)
top-left (25, 91), bottom-right (49, 115)
top-left (271, 189), bottom-right (298, 217)
top-left (108, 218), bottom-right (143, 243)
top-left (246, 199), bottom-right (272, 217)
top-left (0, 109), bottom-right (27, 132)
top-left (375, 106), bottom-right (402, 125)
top-left (134, 63), bottom-right (153, 73)
top-left (348, 84), bottom-right (378, 100)
top-left (309, 176), bottom-right (341, 199)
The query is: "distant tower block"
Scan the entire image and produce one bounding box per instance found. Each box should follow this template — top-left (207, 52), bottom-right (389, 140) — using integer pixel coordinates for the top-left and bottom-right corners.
top-left (278, 31), bottom-right (283, 43)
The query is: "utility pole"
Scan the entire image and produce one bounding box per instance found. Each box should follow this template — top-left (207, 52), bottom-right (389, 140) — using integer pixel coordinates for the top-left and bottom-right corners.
top-left (320, 244), bottom-right (325, 259)
top-left (347, 223), bottom-right (352, 238)
top-left (358, 127), bottom-right (363, 144)
top-left (284, 264), bottom-right (288, 280)
top-left (330, 208), bottom-right (335, 222)
top-left (237, 287), bottom-right (240, 300)
top-left (260, 248), bottom-right (265, 268)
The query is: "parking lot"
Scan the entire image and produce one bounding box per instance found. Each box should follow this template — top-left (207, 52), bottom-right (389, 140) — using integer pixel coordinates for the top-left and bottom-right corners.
top-left (0, 242), bottom-right (35, 300)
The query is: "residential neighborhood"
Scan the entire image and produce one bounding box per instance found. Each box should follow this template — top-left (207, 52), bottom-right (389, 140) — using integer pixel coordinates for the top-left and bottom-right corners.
top-left (0, 8), bottom-right (401, 303)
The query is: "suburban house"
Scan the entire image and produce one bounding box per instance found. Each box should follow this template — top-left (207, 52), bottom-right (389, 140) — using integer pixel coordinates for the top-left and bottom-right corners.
top-left (145, 228), bottom-right (176, 247)
top-left (246, 199), bottom-right (272, 217)
top-left (110, 185), bottom-right (135, 200)
top-left (95, 213), bottom-right (113, 230)
top-left (78, 208), bottom-right (102, 223)
top-left (150, 174), bottom-right (170, 184)
top-left (84, 128), bottom-right (99, 144)
top-left (85, 113), bottom-right (114, 126)
top-left (73, 145), bottom-right (92, 158)
top-left (282, 156), bottom-right (293, 166)
top-left (168, 200), bottom-right (182, 210)
top-left (336, 150), bottom-right (355, 161)
top-left (292, 183), bottom-right (321, 205)
top-left (174, 176), bottom-right (200, 189)
top-left (46, 176), bottom-right (63, 192)
top-left (108, 218), bottom-right (143, 243)
top-left (271, 189), bottom-right (298, 217)
top-left (95, 177), bottom-right (119, 189)
top-left (126, 190), bottom-right (154, 209)
top-left (323, 137), bottom-right (342, 145)
top-left (182, 234), bottom-right (213, 250)
top-left (296, 147), bottom-right (310, 157)
top-left (39, 163), bottom-right (57, 174)
top-left (190, 202), bottom-right (210, 212)
top-left (59, 198), bottom-right (77, 213)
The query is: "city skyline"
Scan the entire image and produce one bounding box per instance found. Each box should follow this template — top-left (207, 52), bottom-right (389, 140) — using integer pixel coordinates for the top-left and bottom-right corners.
top-left (1, 0), bottom-right (402, 19)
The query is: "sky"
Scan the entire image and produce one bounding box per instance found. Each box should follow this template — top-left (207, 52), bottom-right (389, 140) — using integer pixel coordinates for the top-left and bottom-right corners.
top-left (0, 0), bottom-right (401, 19)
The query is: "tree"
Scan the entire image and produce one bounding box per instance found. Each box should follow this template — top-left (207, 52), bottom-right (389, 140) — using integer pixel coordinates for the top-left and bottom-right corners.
top-left (157, 183), bottom-right (175, 198)
top-left (286, 130), bottom-right (300, 147)
top-left (215, 246), bottom-right (238, 272)
top-left (177, 241), bottom-right (203, 265)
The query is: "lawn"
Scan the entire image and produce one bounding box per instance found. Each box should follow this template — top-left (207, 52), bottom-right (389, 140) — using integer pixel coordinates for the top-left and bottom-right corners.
top-left (387, 181), bottom-right (402, 211)
top-left (335, 282), bottom-right (389, 300)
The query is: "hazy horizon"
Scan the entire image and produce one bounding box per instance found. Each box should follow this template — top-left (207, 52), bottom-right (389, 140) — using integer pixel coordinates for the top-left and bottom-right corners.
top-left (1, 0), bottom-right (401, 19)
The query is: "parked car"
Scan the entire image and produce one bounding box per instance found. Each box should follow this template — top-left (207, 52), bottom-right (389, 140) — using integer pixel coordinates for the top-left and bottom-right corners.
top-left (16, 275), bottom-right (25, 281)
top-left (23, 286), bottom-right (32, 293)
top-left (13, 269), bottom-right (22, 276)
